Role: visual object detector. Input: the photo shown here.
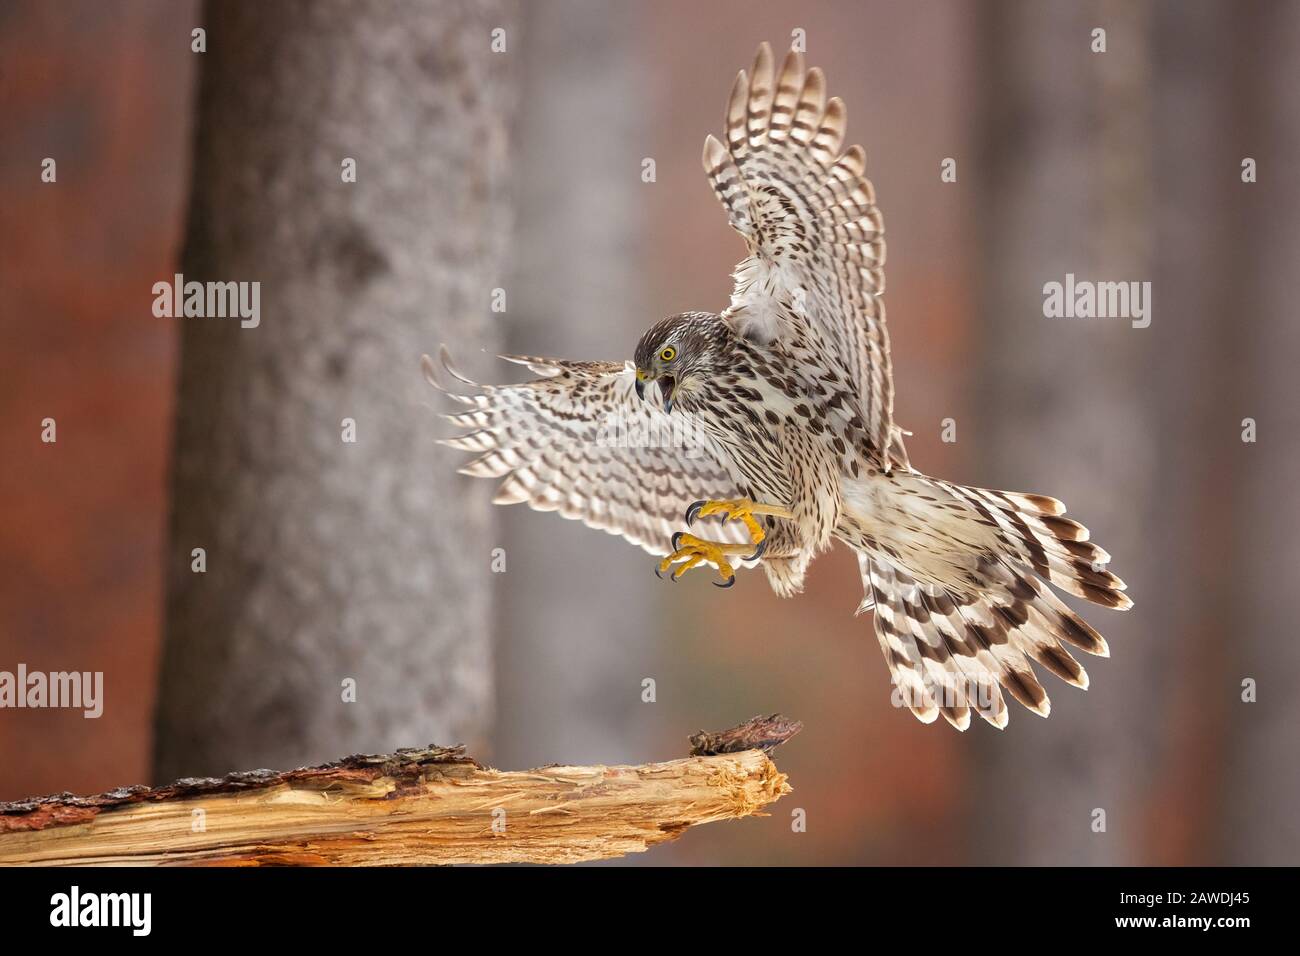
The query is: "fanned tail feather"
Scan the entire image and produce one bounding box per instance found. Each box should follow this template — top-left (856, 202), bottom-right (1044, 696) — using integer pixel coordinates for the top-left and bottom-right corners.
top-left (855, 475), bottom-right (1129, 729)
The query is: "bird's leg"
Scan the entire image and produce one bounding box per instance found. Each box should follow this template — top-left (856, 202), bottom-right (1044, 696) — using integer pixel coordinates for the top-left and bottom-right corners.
top-left (655, 498), bottom-right (794, 588)
top-left (687, 498), bottom-right (793, 551)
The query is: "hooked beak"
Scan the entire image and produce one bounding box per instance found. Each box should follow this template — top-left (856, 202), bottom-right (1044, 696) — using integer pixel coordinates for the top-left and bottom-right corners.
top-left (634, 370), bottom-right (676, 412)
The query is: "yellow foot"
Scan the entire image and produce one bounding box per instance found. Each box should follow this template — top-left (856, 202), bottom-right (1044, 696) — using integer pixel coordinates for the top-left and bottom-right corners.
top-left (655, 498), bottom-right (794, 588)
top-left (656, 533), bottom-right (757, 588)
top-left (684, 497), bottom-right (793, 558)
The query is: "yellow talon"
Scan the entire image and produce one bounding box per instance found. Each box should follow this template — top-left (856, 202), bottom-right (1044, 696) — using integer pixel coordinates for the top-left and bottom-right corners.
top-left (693, 500), bottom-right (761, 545)
top-left (686, 498), bottom-right (792, 547)
top-left (657, 533), bottom-right (743, 587)
top-left (657, 498), bottom-right (794, 587)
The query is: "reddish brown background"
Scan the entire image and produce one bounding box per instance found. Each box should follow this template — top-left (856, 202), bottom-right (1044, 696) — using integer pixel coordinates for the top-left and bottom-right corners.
top-left (1, 0), bottom-right (197, 798)
top-left (2, 0), bottom-right (1296, 866)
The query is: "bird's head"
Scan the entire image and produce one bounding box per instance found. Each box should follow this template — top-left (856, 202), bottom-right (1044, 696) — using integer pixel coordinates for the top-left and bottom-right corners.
top-left (633, 313), bottom-right (717, 413)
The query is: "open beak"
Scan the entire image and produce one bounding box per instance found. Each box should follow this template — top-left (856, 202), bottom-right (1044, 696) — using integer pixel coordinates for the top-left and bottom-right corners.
top-left (635, 370), bottom-right (676, 412)
top-left (658, 375), bottom-right (676, 413)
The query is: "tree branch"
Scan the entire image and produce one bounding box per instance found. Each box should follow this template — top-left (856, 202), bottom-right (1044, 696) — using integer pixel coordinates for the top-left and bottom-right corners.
top-left (0, 716), bottom-right (798, 866)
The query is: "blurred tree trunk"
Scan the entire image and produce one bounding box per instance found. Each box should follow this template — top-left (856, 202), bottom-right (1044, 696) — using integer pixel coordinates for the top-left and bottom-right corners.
top-left (154, 0), bottom-right (517, 782)
top-left (969, 1), bottom-right (1164, 863)
top-left (1221, 0), bottom-right (1300, 865)
top-left (491, 0), bottom-right (662, 771)
top-left (971, 0), bottom-right (1300, 865)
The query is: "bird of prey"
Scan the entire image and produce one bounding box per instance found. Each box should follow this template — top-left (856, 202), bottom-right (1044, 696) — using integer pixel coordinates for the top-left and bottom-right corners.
top-left (426, 42), bottom-right (1131, 730)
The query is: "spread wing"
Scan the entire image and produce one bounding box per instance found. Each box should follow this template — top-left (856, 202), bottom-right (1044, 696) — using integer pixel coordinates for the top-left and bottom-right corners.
top-left (424, 349), bottom-right (750, 556)
top-left (704, 42), bottom-right (899, 465)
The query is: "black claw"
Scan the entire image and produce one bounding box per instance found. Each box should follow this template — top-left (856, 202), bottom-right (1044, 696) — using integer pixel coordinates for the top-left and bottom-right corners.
top-left (746, 538), bottom-right (768, 562)
top-left (713, 575), bottom-right (737, 589)
top-left (685, 499), bottom-right (706, 526)
top-left (654, 565), bottom-right (663, 579)
top-left (671, 531), bottom-right (685, 551)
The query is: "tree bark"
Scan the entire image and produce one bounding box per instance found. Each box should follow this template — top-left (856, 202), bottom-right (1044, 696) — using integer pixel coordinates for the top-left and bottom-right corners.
top-left (2, 717), bottom-right (797, 866)
top-left (154, 0), bottom-right (517, 782)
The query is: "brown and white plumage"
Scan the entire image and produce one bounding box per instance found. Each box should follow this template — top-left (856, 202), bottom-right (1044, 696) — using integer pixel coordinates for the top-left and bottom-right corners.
top-left (423, 349), bottom-right (751, 557)
top-left (430, 43), bottom-right (1132, 730)
top-left (705, 43), bottom-right (896, 467)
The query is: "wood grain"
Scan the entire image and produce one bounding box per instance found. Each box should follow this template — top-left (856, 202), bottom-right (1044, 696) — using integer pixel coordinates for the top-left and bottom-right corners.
top-left (0, 718), bottom-right (797, 866)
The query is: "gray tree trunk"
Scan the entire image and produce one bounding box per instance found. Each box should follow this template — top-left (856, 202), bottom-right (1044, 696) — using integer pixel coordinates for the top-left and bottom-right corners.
top-left (969, 1), bottom-right (1162, 863)
top-left (491, 1), bottom-right (662, 771)
top-left (1221, 0), bottom-right (1300, 865)
top-left (154, 0), bottom-right (517, 782)
top-left (971, 0), bottom-right (1297, 865)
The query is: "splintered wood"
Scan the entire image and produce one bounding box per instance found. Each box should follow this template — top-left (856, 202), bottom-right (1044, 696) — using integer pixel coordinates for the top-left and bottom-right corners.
top-left (0, 716), bottom-right (799, 866)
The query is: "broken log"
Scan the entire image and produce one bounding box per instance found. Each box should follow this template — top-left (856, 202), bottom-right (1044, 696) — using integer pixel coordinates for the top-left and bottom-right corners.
top-left (0, 715), bottom-right (799, 866)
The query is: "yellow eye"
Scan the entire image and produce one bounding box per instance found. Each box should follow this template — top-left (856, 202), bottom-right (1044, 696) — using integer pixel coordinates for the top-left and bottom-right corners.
top-left (659, 346), bottom-right (677, 362)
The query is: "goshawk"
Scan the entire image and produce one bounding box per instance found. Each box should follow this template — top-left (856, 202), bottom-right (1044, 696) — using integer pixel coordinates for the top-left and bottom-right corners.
top-left (427, 43), bottom-right (1131, 730)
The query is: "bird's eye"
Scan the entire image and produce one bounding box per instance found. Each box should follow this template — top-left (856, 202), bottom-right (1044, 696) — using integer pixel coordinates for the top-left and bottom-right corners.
top-left (659, 346), bottom-right (677, 362)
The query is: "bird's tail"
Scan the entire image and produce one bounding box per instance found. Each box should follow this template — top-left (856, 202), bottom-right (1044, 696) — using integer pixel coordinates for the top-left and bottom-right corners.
top-left (851, 476), bottom-right (1130, 730)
